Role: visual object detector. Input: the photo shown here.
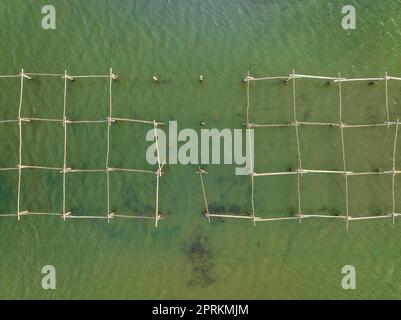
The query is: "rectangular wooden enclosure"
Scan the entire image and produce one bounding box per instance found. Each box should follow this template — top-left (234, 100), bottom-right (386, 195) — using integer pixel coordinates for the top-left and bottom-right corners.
top-left (0, 69), bottom-right (163, 227)
top-left (197, 71), bottom-right (401, 229)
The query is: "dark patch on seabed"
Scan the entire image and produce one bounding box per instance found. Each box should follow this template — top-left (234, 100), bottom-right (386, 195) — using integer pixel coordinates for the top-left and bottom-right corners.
top-left (209, 202), bottom-right (242, 215)
top-left (0, 177), bottom-right (11, 205)
top-left (184, 234), bottom-right (216, 287)
top-left (209, 202), bottom-right (225, 214)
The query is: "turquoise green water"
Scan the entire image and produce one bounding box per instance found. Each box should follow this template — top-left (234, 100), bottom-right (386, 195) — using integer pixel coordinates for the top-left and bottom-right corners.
top-left (1, 0), bottom-right (401, 299)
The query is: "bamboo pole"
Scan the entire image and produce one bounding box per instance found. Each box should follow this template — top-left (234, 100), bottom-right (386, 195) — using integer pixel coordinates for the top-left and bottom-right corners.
top-left (349, 215), bottom-right (392, 221)
top-left (253, 171), bottom-right (299, 177)
top-left (392, 120), bottom-right (399, 224)
top-left (338, 73), bottom-right (350, 230)
top-left (108, 167), bottom-right (155, 175)
top-left (348, 171), bottom-right (393, 176)
top-left (301, 169), bottom-right (353, 175)
top-left (297, 121), bottom-right (341, 127)
top-left (155, 171), bottom-right (160, 227)
top-left (250, 170), bottom-right (256, 225)
top-left (110, 117), bottom-right (162, 125)
top-left (254, 170), bottom-right (353, 177)
top-left (68, 169), bottom-right (106, 173)
top-left (154, 121), bottom-right (162, 174)
top-left (255, 216), bottom-right (299, 222)
top-left (66, 215), bottom-right (109, 219)
top-left (153, 120), bottom-right (162, 228)
top-left (0, 120), bottom-right (19, 123)
top-left (333, 77), bottom-right (385, 83)
top-left (302, 214), bottom-right (346, 219)
top-left (0, 75), bottom-right (20, 78)
top-left (229, 169), bottom-right (399, 178)
top-left (251, 121), bottom-right (399, 129)
top-left (16, 69), bottom-right (28, 221)
top-left (112, 214), bottom-right (158, 220)
top-left (246, 76), bottom-right (289, 81)
top-left (22, 165), bottom-right (62, 171)
top-left (245, 73), bottom-right (401, 83)
top-left (246, 71), bottom-right (251, 125)
top-left (70, 75), bottom-right (110, 79)
top-left (197, 167), bottom-right (210, 222)
top-left (385, 72), bottom-right (390, 127)
top-left (23, 117), bottom-right (63, 122)
top-left (62, 70), bottom-right (70, 221)
top-left (388, 76), bottom-right (401, 81)
top-left (26, 73), bottom-right (64, 77)
top-left (23, 212), bottom-right (63, 216)
top-left (292, 69), bottom-right (303, 223)
top-left (246, 71), bottom-right (256, 225)
top-left (68, 120), bottom-right (108, 124)
top-left (343, 123), bottom-right (390, 128)
top-left (297, 172), bottom-right (302, 223)
top-left (249, 123), bottom-right (293, 128)
top-left (106, 68), bottom-right (116, 223)
top-left (208, 213), bottom-right (253, 220)
top-left (292, 74), bottom-right (342, 80)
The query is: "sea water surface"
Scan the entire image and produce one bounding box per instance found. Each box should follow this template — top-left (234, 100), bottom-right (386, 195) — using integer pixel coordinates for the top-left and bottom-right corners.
top-left (0, 0), bottom-right (401, 299)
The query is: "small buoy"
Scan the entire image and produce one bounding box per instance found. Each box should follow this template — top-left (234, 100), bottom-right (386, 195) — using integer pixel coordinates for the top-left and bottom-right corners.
top-left (152, 75), bottom-right (159, 83)
top-left (199, 75), bottom-right (203, 81)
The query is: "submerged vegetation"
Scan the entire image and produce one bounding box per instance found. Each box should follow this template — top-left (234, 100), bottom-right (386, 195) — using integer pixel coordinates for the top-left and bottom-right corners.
top-left (184, 234), bottom-right (215, 288)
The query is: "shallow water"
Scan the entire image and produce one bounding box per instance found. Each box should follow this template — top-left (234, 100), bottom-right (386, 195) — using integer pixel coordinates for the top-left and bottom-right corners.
top-left (1, 0), bottom-right (401, 299)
